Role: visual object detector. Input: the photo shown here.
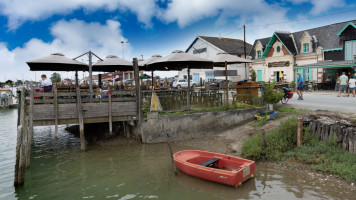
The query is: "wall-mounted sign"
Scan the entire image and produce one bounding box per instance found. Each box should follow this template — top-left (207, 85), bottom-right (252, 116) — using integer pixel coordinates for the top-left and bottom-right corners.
top-left (214, 70), bottom-right (238, 76)
top-left (268, 61), bottom-right (290, 67)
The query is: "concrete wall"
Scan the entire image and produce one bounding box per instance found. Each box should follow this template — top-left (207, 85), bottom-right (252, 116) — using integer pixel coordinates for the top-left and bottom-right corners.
top-left (137, 107), bottom-right (266, 143)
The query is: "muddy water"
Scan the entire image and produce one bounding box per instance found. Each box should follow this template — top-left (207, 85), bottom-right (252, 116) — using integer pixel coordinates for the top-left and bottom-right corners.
top-left (0, 109), bottom-right (355, 200)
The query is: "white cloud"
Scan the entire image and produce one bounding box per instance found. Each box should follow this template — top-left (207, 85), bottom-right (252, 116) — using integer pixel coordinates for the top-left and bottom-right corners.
top-left (159, 0), bottom-right (290, 28)
top-left (287, 0), bottom-right (346, 15)
top-left (0, 0), bottom-right (158, 30)
top-left (0, 19), bottom-right (131, 81)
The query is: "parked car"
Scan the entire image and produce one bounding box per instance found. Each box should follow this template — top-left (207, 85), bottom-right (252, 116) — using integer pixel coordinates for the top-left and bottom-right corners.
top-left (209, 79), bottom-right (232, 87)
top-left (173, 79), bottom-right (197, 88)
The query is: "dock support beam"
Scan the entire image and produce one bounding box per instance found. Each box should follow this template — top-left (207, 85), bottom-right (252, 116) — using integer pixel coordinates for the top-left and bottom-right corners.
top-left (26, 86), bottom-right (34, 168)
top-left (54, 87), bottom-right (58, 139)
top-left (76, 86), bottom-right (85, 150)
top-left (108, 94), bottom-right (112, 135)
top-left (14, 88), bottom-right (27, 186)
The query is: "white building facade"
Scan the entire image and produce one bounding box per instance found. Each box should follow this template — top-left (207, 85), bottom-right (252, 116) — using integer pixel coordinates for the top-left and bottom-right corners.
top-left (181, 36), bottom-right (252, 85)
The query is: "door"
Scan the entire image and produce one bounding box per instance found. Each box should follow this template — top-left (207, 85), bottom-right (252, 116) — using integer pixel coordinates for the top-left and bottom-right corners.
top-left (257, 70), bottom-right (263, 82)
top-left (193, 73), bottom-right (200, 86)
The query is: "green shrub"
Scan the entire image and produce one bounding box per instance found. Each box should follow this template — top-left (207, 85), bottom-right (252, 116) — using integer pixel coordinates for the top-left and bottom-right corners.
top-left (289, 81), bottom-right (296, 89)
top-left (251, 69), bottom-right (257, 82)
top-left (264, 83), bottom-right (284, 104)
top-left (242, 116), bottom-right (297, 160)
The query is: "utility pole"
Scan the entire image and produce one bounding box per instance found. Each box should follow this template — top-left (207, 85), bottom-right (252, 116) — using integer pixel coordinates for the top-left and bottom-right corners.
top-left (244, 24), bottom-right (247, 80)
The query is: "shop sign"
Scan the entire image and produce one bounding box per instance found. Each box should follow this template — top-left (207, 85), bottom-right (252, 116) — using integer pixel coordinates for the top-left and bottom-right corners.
top-left (268, 61), bottom-right (290, 67)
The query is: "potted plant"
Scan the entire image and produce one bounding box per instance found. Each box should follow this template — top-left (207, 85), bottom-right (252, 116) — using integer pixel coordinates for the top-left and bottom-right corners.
top-left (264, 83), bottom-right (284, 111)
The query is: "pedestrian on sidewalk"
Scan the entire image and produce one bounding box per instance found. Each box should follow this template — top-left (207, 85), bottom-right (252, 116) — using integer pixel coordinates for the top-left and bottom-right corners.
top-left (297, 72), bottom-right (303, 100)
top-left (335, 75), bottom-right (340, 91)
top-left (338, 72), bottom-right (348, 97)
top-left (348, 76), bottom-right (356, 97)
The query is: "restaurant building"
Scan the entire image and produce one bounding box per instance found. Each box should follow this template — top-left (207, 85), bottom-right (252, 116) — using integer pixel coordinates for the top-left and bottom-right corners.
top-left (181, 36), bottom-right (252, 85)
top-left (249, 20), bottom-right (356, 85)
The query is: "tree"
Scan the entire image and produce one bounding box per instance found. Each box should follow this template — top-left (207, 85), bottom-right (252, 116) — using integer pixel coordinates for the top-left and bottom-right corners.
top-left (5, 80), bottom-right (13, 86)
top-left (50, 73), bottom-right (61, 83)
top-left (17, 80), bottom-right (23, 85)
top-left (251, 69), bottom-right (257, 82)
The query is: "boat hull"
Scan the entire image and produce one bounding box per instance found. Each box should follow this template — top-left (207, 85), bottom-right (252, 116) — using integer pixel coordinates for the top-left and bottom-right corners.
top-left (174, 150), bottom-right (255, 188)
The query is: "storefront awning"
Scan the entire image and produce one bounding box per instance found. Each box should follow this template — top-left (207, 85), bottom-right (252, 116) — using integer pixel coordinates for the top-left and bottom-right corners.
top-left (295, 60), bottom-right (356, 69)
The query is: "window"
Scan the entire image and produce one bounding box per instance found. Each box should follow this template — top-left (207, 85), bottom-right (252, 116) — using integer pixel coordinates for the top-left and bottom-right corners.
top-left (193, 48), bottom-right (207, 54)
top-left (276, 46), bottom-right (281, 53)
top-left (257, 50), bottom-right (261, 58)
top-left (345, 40), bottom-right (356, 60)
top-left (303, 43), bottom-right (309, 53)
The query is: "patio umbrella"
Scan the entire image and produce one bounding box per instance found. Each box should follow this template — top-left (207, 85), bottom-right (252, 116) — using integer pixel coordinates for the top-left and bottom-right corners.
top-left (147, 50), bottom-right (213, 71)
top-left (27, 53), bottom-right (88, 71)
top-left (211, 53), bottom-right (253, 107)
top-left (147, 50), bottom-right (213, 108)
top-left (93, 55), bottom-right (132, 72)
top-left (139, 54), bottom-right (163, 89)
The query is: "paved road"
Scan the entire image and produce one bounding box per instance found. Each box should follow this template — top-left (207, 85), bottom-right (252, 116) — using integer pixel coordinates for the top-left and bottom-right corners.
top-left (282, 91), bottom-right (356, 113)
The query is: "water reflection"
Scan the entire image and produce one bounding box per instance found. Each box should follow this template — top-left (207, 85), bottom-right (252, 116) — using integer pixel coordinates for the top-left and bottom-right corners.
top-left (0, 109), bottom-right (354, 199)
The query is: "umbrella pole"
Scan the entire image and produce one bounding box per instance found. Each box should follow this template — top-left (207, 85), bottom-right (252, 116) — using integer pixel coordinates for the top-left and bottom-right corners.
top-left (88, 51), bottom-right (93, 93)
top-left (225, 61), bottom-right (229, 108)
top-left (75, 71), bottom-right (79, 88)
top-left (187, 67), bottom-right (191, 109)
top-left (151, 70), bottom-right (154, 91)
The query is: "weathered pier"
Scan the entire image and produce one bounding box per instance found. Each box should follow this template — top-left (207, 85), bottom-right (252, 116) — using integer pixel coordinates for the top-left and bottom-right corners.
top-left (14, 59), bottom-right (142, 186)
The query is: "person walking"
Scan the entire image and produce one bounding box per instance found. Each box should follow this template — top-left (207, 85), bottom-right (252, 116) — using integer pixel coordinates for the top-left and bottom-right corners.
top-left (338, 72), bottom-right (348, 97)
top-left (335, 75), bottom-right (340, 91)
top-left (296, 72), bottom-right (303, 100)
top-left (348, 76), bottom-right (356, 97)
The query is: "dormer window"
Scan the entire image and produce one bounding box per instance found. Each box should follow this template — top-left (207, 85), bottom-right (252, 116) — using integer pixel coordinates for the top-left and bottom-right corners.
top-left (345, 40), bottom-right (356, 60)
top-left (257, 50), bottom-right (262, 58)
top-left (303, 43), bottom-right (309, 53)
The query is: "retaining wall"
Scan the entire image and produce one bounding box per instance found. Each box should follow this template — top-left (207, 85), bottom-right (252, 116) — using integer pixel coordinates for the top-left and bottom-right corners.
top-left (137, 107), bottom-right (266, 143)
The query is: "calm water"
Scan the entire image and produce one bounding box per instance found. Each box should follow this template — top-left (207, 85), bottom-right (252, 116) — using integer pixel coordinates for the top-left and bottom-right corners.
top-left (0, 109), bottom-right (355, 200)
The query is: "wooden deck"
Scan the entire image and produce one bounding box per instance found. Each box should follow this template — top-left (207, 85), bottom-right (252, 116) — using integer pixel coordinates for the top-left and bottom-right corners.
top-left (25, 90), bottom-right (138, 126)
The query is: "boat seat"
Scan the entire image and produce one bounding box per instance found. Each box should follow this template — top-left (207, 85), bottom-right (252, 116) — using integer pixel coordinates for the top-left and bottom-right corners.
top-left (199, 158), bottom-right (220, 167)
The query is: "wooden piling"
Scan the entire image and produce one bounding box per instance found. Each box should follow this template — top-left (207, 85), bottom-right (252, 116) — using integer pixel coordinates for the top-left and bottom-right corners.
top-left (54, 87), bottom-right (58, 139)
top-left (15, 88), bottom-right (28, 186)
top-left (76, 86), bottom-right (85, 150)
top-left (133, 58), bottom-right (142, 124)
top-left (108, 94), bottom-right (112, 135)
top-left (297, 117), bottom-right (303, 147)
top-left (26, 86), bottom-right (34, 168)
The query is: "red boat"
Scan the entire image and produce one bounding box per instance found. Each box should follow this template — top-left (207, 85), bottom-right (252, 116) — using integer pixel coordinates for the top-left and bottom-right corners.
top-left (173, 150), bottom-right (255, 188)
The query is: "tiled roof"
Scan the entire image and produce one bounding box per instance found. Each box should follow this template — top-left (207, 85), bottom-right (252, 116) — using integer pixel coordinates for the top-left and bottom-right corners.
top-left (188, 36), bottom-right (252, 55)
top-left (249, 19), bottom-right (356, 59)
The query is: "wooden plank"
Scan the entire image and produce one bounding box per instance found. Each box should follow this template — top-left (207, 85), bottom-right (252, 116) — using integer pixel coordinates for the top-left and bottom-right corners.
top-left (33, 116), bottom-right (134, 126)
top-left (108, 94), bottom-right (112, 135)
top-left (54, 87), bottom-right (58, 139)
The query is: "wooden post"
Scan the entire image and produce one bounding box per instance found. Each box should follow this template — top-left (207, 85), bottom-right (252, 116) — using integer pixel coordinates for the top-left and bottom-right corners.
top-left (225, 61), bottom-right (229, 108)
top-left (261, 130), bottom-right (267, 149)
top-left (54, 87), bottom-right (58, 139)
top-left (76, 86), bottom-right (85, 150)
top-left (14, 125), bottom-right (23, 186)
top-left (108, 94), bottom-right (112, 135)
top-left (133, 58), bottom-right (142, 124)
top-left (187, 67), bottom-right (191, 108)
top-left (297, 117), bottom-right (303, 147)
top-left (26, 86), bottom-right (34, 168)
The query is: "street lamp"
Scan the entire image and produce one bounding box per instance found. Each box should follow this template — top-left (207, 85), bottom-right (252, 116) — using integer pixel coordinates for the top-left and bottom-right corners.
top-left (121, 40), bottom-right (130, 59)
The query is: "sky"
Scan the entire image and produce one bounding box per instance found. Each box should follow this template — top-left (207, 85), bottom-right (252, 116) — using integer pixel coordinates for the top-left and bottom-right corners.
top-left (1, 0), bottom-right (356, 81)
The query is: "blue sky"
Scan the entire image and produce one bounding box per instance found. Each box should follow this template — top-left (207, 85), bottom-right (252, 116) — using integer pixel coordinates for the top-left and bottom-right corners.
top-left (0, 0), bottom-right (356, 81)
